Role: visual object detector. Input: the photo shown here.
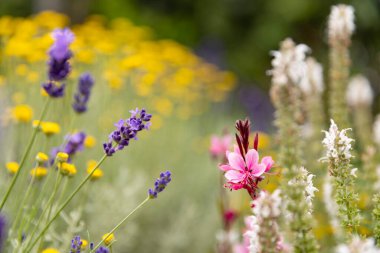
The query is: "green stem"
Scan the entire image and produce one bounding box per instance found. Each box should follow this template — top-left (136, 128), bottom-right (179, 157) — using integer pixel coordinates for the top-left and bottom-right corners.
top-left (0, 98), bottom-right (51, 211)
top-left (91, 196), bottom-right (150, 252)
top-left (25, 154), bottom-right (108, 252)
top-left (25, 172), bottom-right (62, 250)
top-left (10, 174), bottom-right (35, 237)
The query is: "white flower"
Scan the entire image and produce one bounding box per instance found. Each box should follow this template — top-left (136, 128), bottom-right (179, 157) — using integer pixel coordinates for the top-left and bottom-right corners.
top-left (347, 75), bottom-right (373, 107)
top-left (373, 115), bottom-right (380, 146)
top-left (248, 190), bottom-right (282, 253)
top-left (322, 119), bottom-right (354, 161)
top-left (328, 4), bottom-right (355, 41)
top-left (300, 57), bottom-right (324, 94)
top-left (269, 38), bottom-right (310, 87)
top-left (336, 236), bottom-right (380, 253)
top-left (288, 167), bottom-right (317, 212)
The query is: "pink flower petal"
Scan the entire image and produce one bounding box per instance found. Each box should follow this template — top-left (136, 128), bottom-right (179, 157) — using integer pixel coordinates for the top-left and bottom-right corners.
top-left (245, 149), bottom-right (259, 170)
top-left (227, 152), bottom-right (245, 171)
top-left (233, 145), bottom-right (241, 154)
top-left (225, 170), bottom-right (245, 183)
top-left (262, 156), bottom-right (274, 172)
top-left (219, 164), bottom-right (233, 172)
top-left (251, 164), bottom-right (266, 177)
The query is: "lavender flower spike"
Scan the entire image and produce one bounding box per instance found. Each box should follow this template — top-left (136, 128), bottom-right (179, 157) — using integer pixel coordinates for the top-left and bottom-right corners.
top-left (103, 108), bottom-right (152, 156)
top-left (95, 247), bottom-right (109, 253)
top-left (148, 171), bottom-right (172, 199)
top-left (73, 73), bottom-right (95, 113)
top-left (64, 132), bottom-right (86, 157)
top-left (43, 28), bottom-right (75, 98)
top-left (71, 235), bottom-right (83, 253)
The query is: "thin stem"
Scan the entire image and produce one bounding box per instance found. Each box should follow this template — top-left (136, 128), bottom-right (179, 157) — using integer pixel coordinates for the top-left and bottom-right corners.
top-left (10, 174), bottom-right (35, 236)
top-left (25, 153), bottom-right (108, 252)
top-left (90, 196), bottom-right (150, 253)
top-left (0, 98), bottom-right (51, 211)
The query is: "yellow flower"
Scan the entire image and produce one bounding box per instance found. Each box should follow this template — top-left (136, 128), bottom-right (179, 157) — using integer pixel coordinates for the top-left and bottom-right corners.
top-left (36, 152), bottom-right (49, 163)
top-left (257, 132), bottom-right (271, 150)
top-left (59, 162), bottom-right (77, 177)
top-left (84, 135), bottom-right (96, 148)
top-left (32, 120), bottom-right (42, 129)
top-left (81, 239), bottom-right (88, 249)
top-left (12, 92), bottom-right (25, 104)
top-left (87, 160), bottom-right (103, 181)
top-left (40, 88), bottom-right (48, 97)
top-left (41, 121), bottom-right (61, 136)
top-left (30, 167), bottom-right (48, 179)
top-left (153, 98), bottom-right (173, 117)
top-left (15, 64), bottom-right (28, 76)
top-left (41, 248), bottom-right (60, 253)
top-left (6, 162), bottom-right (19, 175)
top-left (12, 104), bottom-right (33, 123)
top-left (56, 152), bottom-right (69, 163)
top-left (0, 75), bottom-right (5, 86)
top-left (102, 233), bottom-right (115, 246)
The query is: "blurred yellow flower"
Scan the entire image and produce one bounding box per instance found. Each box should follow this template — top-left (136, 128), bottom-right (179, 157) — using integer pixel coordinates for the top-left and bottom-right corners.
top-left (41, 121), bottom-right (61, 136)
top-left (153, 98), bottom-right (173, 117)
top-left (84, 135), bottom-right (96, 148)
top-left (56, 152), bottom-right (69, 163)
top-left (6, 162), bottom-right (19, 175)
top-left (81, 239), bottom-right (88, 249)
top-left (257, 132), bottom-right (271, 150)
top-left (0, 75), bottom-right (5, 86)
top-left (36, 152), bottom-right (49, 163)
top-left (41, 248), bottom-right (60, 253)
top-left (15, 64), bottom-right (28, 76)
top-left (59, 162), bottom-right (77, 177)
top-left (87, 160), bottom-right (103, 181)
top-left (12, 104), bottom-right (33, 123)
top-left (30, 167), bottom-right (48, 179)
top-left (12, 92), bottom-right (25, 104)
top-left (102, 233), bottom-right (115, 246)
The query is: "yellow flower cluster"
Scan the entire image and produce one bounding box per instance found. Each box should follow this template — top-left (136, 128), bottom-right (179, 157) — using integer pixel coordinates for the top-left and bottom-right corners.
top-left (0, 11), bottom-right (236, 128)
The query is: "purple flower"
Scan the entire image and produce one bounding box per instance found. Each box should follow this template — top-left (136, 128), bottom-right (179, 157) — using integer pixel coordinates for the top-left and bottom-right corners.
top-left (64, 132), bottom-right (86, 156)
top-left (95, 246), bottom-right (109, 253)
top-left (43, 28), bottom-right (74, 96)
top-left (0, 214), bottom-right (7, 251)
top-left (103, 108), bottom-right (152, 156)
top-left (72, 73), bottom-right (95, 113)
top-left (71, 235), bottom-right (82, 253)
top-left (42, 81), bottom-right (66, 98)
top-left (50, 28), bottom-right (75, 61)
top-left (148, 171), bottom-right (172, 199)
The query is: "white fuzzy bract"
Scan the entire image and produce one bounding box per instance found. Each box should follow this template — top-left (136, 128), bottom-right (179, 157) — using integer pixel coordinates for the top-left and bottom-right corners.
top-left (322, 119), bottom-right (354, 162)
top-left (335, 236), bottom-right (380, 253)
top-left (288, 167), bottom-right (318, 213)
top-left (346, 75), bottom-right (373, 107)
top-left (328, 4), bottom-right (355, 41)
top-left (300, 57), bottom-right (324, 94)
top-left (247, 190), bottom-right (282, 253)
top-left (269, 38), bottom-right (310, 87)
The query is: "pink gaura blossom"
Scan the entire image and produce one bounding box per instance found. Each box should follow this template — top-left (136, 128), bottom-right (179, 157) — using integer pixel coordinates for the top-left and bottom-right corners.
top-left (219, 148), bottom-right (274, 191)
top-left (210, 134), bottom-right (232, 158)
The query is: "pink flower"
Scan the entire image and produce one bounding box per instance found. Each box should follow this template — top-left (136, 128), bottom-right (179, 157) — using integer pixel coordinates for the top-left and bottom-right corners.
top-left (210, 134), bottom-right (232, 158)
top-left (219, 149), bottom-right (274, 190)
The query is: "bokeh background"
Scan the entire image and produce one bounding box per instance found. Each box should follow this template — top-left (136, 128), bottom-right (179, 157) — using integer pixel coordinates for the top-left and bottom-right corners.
top-left (1, 0), bottom-right (380, 252)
